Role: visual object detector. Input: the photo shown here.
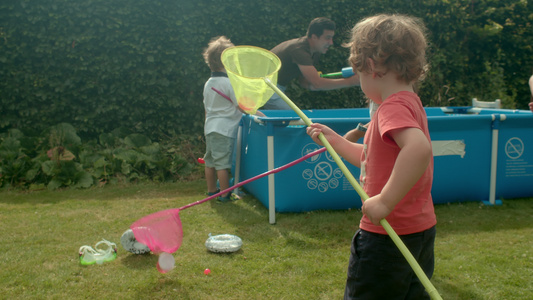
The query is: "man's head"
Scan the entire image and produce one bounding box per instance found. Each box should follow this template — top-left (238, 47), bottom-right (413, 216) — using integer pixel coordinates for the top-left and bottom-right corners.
top-left (307, 17), bottom-right (336, 54)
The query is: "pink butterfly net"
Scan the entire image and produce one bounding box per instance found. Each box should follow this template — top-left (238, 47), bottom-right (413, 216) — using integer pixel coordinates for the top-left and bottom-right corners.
top-left (131, 208), bottom-right (183, 254)
top-left (129, 147), bottom-right (326, 254)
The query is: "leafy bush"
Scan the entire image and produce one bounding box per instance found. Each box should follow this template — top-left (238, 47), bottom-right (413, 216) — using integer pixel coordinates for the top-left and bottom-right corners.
top-left (0, 123), bottom-right (204, 190)
top-left (0, 129), bottom-right (46, 188)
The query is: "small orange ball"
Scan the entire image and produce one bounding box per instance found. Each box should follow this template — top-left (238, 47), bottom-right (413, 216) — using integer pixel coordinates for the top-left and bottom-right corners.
top-left (238, 96), bottom-right (254, 112)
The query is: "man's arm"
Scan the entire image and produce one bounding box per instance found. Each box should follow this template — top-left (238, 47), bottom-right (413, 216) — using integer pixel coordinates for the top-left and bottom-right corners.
top-left (528, 75), bottom-right (533, 97)
top-left (299, 65), bottom-right (359, 91)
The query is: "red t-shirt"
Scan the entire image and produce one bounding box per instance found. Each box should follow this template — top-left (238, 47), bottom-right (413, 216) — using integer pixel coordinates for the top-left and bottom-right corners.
top-left (359, 91), bottom-right (436, 235)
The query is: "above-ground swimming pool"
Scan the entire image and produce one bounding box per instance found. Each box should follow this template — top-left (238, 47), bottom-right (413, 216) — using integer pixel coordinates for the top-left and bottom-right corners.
top-left (233, 107), bottom-right (533, 223)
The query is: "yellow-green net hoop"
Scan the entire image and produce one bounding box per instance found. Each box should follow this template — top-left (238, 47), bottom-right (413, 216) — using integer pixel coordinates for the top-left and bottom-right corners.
top-left (221, 46), bottom-right (281, 114)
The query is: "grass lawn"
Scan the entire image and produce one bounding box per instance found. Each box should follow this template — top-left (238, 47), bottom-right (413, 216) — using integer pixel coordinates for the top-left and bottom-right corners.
top-left (1, 181), bottom-right (532, 299)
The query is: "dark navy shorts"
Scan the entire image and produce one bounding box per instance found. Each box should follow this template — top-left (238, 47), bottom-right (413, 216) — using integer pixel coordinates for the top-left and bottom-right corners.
top-left (343, 226), bottom-right (436, 300)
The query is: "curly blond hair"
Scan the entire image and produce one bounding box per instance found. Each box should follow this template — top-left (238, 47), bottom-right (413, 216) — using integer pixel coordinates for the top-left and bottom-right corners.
top-left (347, 14), bottom-right (428, 84)
top-left (203, 36), bottom-right (234, 72)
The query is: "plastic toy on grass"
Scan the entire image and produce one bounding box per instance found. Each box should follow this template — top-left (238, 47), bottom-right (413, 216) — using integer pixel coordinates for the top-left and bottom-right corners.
top-left (205, 233), bottom-right (242, 253)
top-left (156, 252), bottom-right (175, 274)
top-left (120, 229), bottom-right (150, 255)
top-left (79, 239), bottom-right (117, 265)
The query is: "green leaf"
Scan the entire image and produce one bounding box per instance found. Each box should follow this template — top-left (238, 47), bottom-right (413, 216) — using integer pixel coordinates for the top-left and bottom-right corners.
top-left (124, 134), bottom-right (151, 148)
top-left (41, 160), bottom-right (57, 176)
top-left (74, 171), bottom-right (94, 188)
top-left (47, 178), bottom-right (63, 190)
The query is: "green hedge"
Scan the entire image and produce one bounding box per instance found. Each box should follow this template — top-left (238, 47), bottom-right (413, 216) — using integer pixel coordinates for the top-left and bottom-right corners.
top-left (0, 125), bottom-right (203, 189)
top-left (1, 0), bottom-right (532, 140)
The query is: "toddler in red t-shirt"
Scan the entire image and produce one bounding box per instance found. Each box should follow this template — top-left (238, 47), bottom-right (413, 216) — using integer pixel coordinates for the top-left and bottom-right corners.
top-left (307, 14), bottom-right (436, 299)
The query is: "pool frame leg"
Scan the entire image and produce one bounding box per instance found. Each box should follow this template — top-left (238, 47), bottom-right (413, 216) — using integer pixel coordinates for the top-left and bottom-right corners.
top-left (267, 134), bottom-right (276, 224)
top-left (234, 124), bottom-right (243, 196)
top-left (483, 114), bottom-right (505, 206)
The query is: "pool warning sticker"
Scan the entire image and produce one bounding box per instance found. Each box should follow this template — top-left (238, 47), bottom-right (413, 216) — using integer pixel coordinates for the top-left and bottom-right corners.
top-left (505, 137), bottom-right (524, 159)
top-left (504, 137), bottom-right (533, 177)
top-left (300, 143), bottom-right (353, 193)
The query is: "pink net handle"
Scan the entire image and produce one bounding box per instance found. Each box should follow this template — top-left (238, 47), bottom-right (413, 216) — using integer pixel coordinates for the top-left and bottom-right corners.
top-left (179, 147), bottom-right (327, 211)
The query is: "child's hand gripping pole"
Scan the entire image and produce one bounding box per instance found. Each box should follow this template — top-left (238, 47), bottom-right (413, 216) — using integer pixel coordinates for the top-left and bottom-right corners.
top-left (263, 78), bottom-right (443, 300)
